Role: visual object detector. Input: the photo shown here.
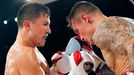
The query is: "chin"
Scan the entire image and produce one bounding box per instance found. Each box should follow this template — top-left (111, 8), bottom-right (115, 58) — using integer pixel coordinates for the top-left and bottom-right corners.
top-left (38, 42), bottom-right (46, 47)
top-left (38, 44), bottom-right (45, 47)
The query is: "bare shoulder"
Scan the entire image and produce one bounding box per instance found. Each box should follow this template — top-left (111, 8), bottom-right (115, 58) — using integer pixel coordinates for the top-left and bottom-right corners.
top-left (5, 66), bottom-right (20, 75)
top-left (92, 17), bottom-right (115, 50)
top-left (14, 46), bottom-right (39, 68)
top-left (94, 16), bottom-right (134, 38)
top-left (5, 45), bottom-right (21, 75)
top-left (5, 44), bottom-right (41, 75)
top-left (93, 16), bottom-right (134, 55)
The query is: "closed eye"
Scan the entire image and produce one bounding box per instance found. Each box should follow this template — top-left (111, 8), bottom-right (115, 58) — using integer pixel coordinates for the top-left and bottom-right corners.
top-left (43, 20), bottom-right (50, 26)
top-left (43, 22), bottom-right (49, 26)
top-left (73, 29), bottom-right (79, 34)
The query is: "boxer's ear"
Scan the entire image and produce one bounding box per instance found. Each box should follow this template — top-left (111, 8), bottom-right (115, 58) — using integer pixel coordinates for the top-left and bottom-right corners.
top-left (81, 14), bottom-right (88, 22)
top-left (81, 14), bottom-right (93, 24)
top-left (23, 20), bottom-right (30, 30)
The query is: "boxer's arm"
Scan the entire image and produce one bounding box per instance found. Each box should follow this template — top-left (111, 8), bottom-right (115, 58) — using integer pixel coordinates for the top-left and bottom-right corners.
top-left (92, 49), bottom-right (115, 75)
top-left (121, 43), bottom-right (134, 75)
top-left (120, 17), bottom-right (134, 74)
top-left (35, 47), bottom-right (50, 75)
top-left (40, 62), bottom-right (50, 75)
top-left (50, 65), bottom-right (57, 75)
top-left (92, 18), bottom-right (116, 71)
top-left (100, 49), bottom-right (115, 71)
top-left (127, 43), bottom-right (134, 73)
top-left (5, 67), bottom-right (20, 75)
top-left (91, 29), bottom-right (115, 73)
top-left (90, 48), bottom-right (115, 72)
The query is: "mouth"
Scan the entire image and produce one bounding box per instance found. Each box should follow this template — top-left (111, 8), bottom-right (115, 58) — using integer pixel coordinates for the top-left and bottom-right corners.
top-left (43, 34), bottom-right (48, 40)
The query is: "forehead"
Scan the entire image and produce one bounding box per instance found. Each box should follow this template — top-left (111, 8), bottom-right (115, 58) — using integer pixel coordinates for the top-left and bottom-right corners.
top-left (36, 14), bottom-right (50, 22)
top-left (39, 14), bottom-right (49, 19)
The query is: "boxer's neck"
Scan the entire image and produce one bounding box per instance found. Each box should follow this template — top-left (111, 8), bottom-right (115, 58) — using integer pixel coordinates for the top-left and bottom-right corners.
top-left (16, 29), bottom-right (36, 48)
top-left (94, 14), bottom-right (108, 29)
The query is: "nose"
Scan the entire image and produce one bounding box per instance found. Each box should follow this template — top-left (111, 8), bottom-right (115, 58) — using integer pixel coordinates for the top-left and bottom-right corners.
top-left (47, 26), bottom-right (51, 34)
top-left (79, 34), bottom-right (84, 41)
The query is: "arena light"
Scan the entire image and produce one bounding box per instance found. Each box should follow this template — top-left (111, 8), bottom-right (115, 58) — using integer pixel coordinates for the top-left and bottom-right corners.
top-left (14, 17), bottom-right (17, 22)
top-left (26, 0), bottom-right (31, 2)
top-left (3, 20), bottom-right (8, 25)
top-left (25, 0), bottom-right (57, 4)
top-left (129, 0), bottom-right (134, 5)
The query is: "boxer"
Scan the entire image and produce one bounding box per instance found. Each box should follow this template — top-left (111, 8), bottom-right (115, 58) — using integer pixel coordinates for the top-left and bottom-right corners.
top-left (5, 3), bottom-right (51, 75)
top-left (67, 1), bottom-right (134, 75)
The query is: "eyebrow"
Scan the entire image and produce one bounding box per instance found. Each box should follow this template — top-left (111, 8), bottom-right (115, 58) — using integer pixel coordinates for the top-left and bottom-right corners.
top-left (43, 20), bottom-right (50, 25)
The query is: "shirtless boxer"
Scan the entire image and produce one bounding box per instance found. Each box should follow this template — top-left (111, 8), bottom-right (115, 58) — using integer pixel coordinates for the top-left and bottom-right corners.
top-left (67, 1), bottom-right (134, 75)
top-left (4, 3), bottom-right (51, 75)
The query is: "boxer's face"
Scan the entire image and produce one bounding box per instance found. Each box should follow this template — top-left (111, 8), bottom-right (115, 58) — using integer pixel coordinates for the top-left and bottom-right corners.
top-left (71, 15), bottom-right (95, 41)
top-left (30, 14), bottom-right (51, 47)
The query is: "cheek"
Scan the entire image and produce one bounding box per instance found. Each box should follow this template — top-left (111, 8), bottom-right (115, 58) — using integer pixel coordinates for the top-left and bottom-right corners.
top-left (43, 27), bottom-right (48, 31)
top-left (80, 28), bottom-right (88, 34)
top-left (32, 28), bottom-right (42, 38)
top-left (37, 26), bottom-right (44, 33)
top-left (83, 27), bottom-right (93, 35)
top-left (42, 27), bottom-right (48, 34)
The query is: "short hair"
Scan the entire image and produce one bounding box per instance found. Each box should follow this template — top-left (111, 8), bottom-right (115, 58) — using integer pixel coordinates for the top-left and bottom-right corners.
top-left (67, 1), bottom-right (101, 27)
top-left (17, 3), bottom-right (51, 28)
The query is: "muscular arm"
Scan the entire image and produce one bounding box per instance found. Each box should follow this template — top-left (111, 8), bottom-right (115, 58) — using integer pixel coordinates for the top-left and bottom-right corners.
top-left (93, 17), bottom-right (134, 74)
top-left (100, 49), bottom-right (115, 71)
top-left (35, 47), bottom-right (50, 75)
top-left (50, 65), bottom-right (58, 75)
top-left (5, 67), bottom-right (20, 75)
top-left (40, 61), bottom-right (50, 75)
top-left (4, 49), bottom-right (20, 75)
top-left (92, 17), bottom-right (116, 71)
top-left (126, 42), bottom-right (134, 71)
top-left (124, 17), bottom-right (134, 71)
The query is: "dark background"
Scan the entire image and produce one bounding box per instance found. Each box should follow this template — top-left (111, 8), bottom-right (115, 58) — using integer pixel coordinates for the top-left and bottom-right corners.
top-left (0, 0), bottom-right (134, 75)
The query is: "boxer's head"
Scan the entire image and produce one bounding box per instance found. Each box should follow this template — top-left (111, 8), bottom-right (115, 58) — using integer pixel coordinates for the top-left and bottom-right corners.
top-left (17, 3), bottom-right (51, 47)
top-left (17, 3), bottom-right (51, 28)
top-left (67, 1), bottom-right (104, 44)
